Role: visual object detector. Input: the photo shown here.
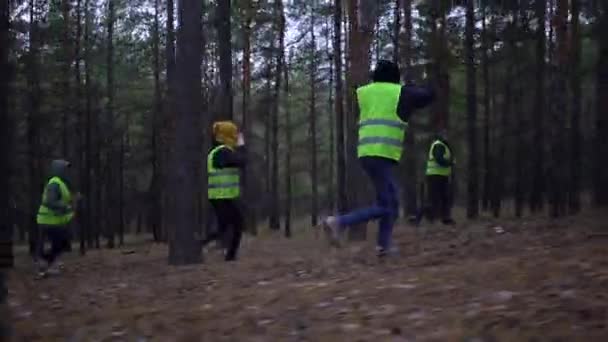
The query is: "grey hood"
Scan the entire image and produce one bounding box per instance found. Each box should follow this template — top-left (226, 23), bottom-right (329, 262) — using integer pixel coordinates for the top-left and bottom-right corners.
top-left (49, 159), bottom-right (71, 179)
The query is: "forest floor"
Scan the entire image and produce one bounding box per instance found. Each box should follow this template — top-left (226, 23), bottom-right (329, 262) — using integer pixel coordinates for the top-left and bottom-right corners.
top-left (6, 210), bottom-right (608, 342)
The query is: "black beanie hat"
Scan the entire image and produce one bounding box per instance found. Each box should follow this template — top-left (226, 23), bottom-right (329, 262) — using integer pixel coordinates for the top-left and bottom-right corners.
top-left (372, 60), bottom-right (401, 84)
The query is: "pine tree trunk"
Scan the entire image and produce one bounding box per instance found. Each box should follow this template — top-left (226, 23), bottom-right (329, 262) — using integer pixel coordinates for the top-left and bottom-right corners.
top-left (493, 20), bottom-right (514, 218)
top-left (216, 0), bottom-right (232, 120)
top-left (0, 0), bottom-right (11, 334)
top-left (392, 0), bottom-right (400, 63)
top-left (465, 0), bottom-right (478, 219)
top-left (163, 0), bottom-right (176, 242)
top-left (168, 0), bottom-right (204, 265)
top-left (284, 51), bottom-right (292, 238)
top-left (74, 0), bottom-right (87, 255)
top-left (569, 0), bottom-right (581, 213)
top-left (61, 0), bottom-right (71, 159)
top-left (346, 0), bottom-right (377, 240)
top-left (151, 0), bottom-right (162, 242)
top-left (118, 133), bottom-right (125, 246)
top-left (105, 0), bottom-right (116, 249)
top-left (333, 0), bottom-right (346, 214)
top-left (241, 0), bottom-right (257, 234)
top-left (531, 0), bottom-right (546, 213)
top-left (549, 0), bottom-right (568, 217)
top-left (326, 14), bottom-right (335, 212)
top-left (269, 0), bottom-right (284, 231)
top-left (309, 0), bottom-right (319, 227)
top-left (27, 0), bottom-right (42, 257)
top-left (513, 8), bottom-right (524, 218)
top-left (481, 0), bottom-right (492, 212)
top-left (594, 0), bottom-right (608, 206)
top-left (83, 0), bottom-right (94, 249)
top-left (402, 0), bottom-right (417, 219)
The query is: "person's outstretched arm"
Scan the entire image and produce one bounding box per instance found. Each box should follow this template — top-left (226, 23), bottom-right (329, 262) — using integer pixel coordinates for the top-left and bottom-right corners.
top-left (214, 146), bottom-right (247, 169)
top-left (396, 84), bottom-right (435, 122)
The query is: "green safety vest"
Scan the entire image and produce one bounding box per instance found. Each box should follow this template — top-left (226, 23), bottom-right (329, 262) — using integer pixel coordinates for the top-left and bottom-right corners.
top-left (208, 145), bottom-right (241, 200)
top-left (356, 82), bottom-right (408, 161)
top-left (36, 176), bottom-right (74, 226)
top-left (426, 140), bottom-right (453, 176)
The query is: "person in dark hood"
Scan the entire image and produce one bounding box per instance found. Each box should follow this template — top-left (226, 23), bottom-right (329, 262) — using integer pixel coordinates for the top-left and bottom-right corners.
top-left (320, 60), bottom-right (435, 257)
top-left (35, 159), bottom-right (77, 276)
top-left (415, 130), bottom-right (455, 225)
top-left (202, 121), bottom-right (247, 261)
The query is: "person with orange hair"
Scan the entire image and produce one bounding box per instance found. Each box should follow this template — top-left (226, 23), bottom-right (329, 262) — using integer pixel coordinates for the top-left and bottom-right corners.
top-left (203, 121), bottom-right (246, 261)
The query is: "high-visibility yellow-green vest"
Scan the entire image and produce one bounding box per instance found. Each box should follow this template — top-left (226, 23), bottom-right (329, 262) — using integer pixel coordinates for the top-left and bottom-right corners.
top-left (36, 176), bottom-right (74, 226)
top-left (426, 140), bottom-right (452, 176)
top-left (207, 145), bottom-right (241, 200)
top-left (356, 82), bottom-right (408, 161)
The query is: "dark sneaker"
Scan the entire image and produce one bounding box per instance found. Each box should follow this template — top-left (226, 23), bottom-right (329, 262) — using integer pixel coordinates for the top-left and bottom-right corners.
top-left (376, 246), bottom-right (398, 258)
top-left (414, 210), bottom-right (424, 227)
top-left (442, 218), bottom-right (456, 225)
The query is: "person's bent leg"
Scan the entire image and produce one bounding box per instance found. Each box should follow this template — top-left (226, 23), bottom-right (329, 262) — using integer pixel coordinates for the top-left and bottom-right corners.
top-left (225, 201), bottom-right (243, 261)
top-left (335, 158), bottom-right (391, 228)
top-left (440, 176), bottom-right (455, 224)
top-left (377, 162), bottom-right (399, 253)
top-left (209, 200), bottom-right (230, 248)
top-left (46, 227), bottom-right (68, 267)
top-left (428, 176), bottom-right (442, 223)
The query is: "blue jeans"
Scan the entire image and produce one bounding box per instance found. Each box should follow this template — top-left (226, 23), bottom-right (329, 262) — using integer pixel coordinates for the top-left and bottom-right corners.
top-left (337, 157), bottom-right (399, 250)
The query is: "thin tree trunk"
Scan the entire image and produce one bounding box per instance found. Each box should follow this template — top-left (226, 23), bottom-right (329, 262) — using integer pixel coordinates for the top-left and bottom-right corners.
top-left (151, 0), bottom-right (162, 241)
top-left (493, 20), bottom-right (513, 218)
top-left (84, 0), bottom-right (94, 248)
top-left (514, 8), bottom-right (524, 218)
top-left (594, 0), bottom-right (608, 206)
top-left (105, 0), bottom-right (116, 249)
top-left (346, 0), bottom-right (377, 240)
top-left (569, 0), bottom-right (581, 213)
top-left (0, 7), bottom-right (14, 337)
top-left (333, 0), bottom-right (346, 214)
top-left (163, 0), bottom-right (176, 242)
top-left (481, 0), bottom-right (492, 212)
top-left (550, 0), bottom-right (568, 217)
top-left (168, 0), bottom-right (204, 265)
top-left (284, 51), bottom-right (292, 238)
top-left (74, 0), bottom-right (87, 255)
top-left (392, 0), bottom-right (400, 64)
top-left (530, 0), bottom-right (546, 213)
top-left (27, 0), bottom-right (42, 257)
top-left (325, 13), bottom-right (335, 212)
top-left (119, 133), bottom-right (125, 246)
top-left (61, 0), bottom-right (71, 158)
top-left (309, 0), bottom-right (319, 227)
top-left (269, 0), bottom-right (284, 231)
top-left (402, 0), bottom-right (417, 219)
top-left (216, 0), bottom-right (232, 120)
top-left (465, 0), bottom-right (478, 218)
top-left (241, 0), bottom-right (256, 234)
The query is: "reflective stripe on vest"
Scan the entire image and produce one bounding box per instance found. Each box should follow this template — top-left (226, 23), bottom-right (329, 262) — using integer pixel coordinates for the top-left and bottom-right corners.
top-left (207, 145), bottom-right (241, 199)
top-left (36, 177), bottom-right (74, 226)
top-left (356, 82), bottom-right (407, 161)
top-left (426, 140), bottom-right (452, 176)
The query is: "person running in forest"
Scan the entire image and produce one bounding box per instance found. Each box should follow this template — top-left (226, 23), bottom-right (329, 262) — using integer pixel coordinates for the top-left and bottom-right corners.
top-left (203, 121), bottom-right (246, 261)
top-left (321, 60), bottom-right (435, 257)
top-left (36, 159), bottom-right (77, 277)
top-left (415, 131), bottom-right (456, 226)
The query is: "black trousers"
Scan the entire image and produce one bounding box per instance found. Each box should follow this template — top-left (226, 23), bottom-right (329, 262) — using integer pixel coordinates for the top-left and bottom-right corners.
top-left (37, 225), bottom-right (70, 265)
top-left (205, 200), bottom-right (243, 261)
top-left (425, 175), bottom-right (452, 222)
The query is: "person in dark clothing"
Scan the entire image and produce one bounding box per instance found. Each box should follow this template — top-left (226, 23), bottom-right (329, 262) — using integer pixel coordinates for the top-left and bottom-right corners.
top-left (204, 121), bottom-right (246, 261)
top-left (416, 132), bottom-right (455, 225)
top-left (321, 60), bottom-right (435, 257)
